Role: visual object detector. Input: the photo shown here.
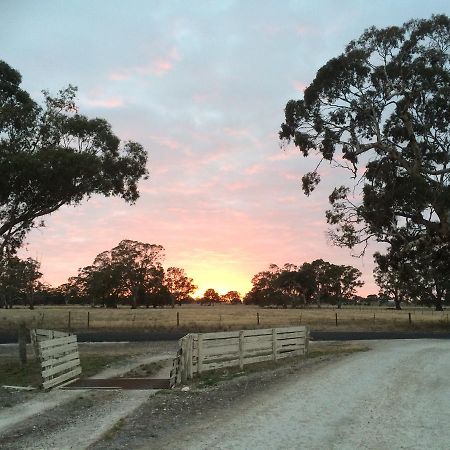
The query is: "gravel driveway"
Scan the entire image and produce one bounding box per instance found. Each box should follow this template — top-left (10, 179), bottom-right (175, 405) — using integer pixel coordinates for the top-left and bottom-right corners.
top-left (171, 339), bottom-right (450, 450)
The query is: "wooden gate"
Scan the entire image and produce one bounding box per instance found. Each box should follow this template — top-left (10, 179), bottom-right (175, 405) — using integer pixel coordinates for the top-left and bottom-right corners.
top-left (31, 329), bottom-right (82, 390)
top-left (172, 326), bottom-right (309, 384)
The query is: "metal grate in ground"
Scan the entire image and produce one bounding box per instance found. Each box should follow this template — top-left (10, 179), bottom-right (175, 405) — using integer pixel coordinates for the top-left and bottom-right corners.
top-left (62, 378), bottom-right (172, 390)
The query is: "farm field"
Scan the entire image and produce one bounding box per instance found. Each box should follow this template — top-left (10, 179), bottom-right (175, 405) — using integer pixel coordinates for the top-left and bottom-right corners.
top-left (1, 304), bottom-right (449, 333)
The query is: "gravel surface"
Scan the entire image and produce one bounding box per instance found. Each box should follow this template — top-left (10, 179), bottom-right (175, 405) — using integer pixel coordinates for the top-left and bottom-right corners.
top-left (2, 340), bottom-right (449, 449)
top-left (168, 339), bottom-right (450, 450)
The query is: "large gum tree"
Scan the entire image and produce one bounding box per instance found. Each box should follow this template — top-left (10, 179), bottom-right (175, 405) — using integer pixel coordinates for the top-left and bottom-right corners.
top-left (0, 61), bottom-right (148, 257)
top-left (280, 15), bottom-right (450, 252)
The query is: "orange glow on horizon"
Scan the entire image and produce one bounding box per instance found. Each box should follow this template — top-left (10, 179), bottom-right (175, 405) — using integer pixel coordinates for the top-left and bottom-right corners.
top-left (188, 267), bottom-right (252, 298)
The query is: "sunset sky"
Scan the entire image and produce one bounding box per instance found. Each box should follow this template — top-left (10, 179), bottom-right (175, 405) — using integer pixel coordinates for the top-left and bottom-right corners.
top-left (2, 1), bottom-right (449, 297)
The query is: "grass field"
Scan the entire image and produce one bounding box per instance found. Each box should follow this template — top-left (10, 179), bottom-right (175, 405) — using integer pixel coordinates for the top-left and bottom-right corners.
top-left (1, 304), bottom-right (449, 333)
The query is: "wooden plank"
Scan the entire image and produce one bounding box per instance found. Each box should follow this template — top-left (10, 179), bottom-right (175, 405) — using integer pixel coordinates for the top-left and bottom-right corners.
top-left (203, 338), bottom-right (240, 349)
top-left (239, 330), bottom-right (244, 369)
top-left (187, 334), bottom-right (194, 380)
top-left (42, 358), bottom-right (80, 378)
top-left (202, 358), bottom-right (239, 371)
top-left (244, 354), bottom-right (273, 365)
top-left (274, 326), bottom-right (307, 334)
top-left (276, 349), bottom-right (305, 359)
top-left (278, 344), bottom-right (304, 352)
top-left (201, 331), bottom-right (240, 340)
top-left (243, 349), bottom-right (272, 358)
top-left (244, 340), bottom-right (272, 352)
top-left (41, 351), bottom-right (80, 368)
top-left (242, 328), bottom-right (273, 337)
top-left (40, 342), bottom-right (78, 359)
top-left (203, 353), bottom-right (240, 364)
top-left (197, 334), bottom-right (204, 374)
top-left (34, 329), bottom-right (69, 339)
top-left (42, 367), bottom-right (82, 390)
top-left (203, 343), bottom-right (239, 356)
top-left (276, 332), bottom-right (306, 341)
top-left (38, 335), bottom-right (77, 350)
top-left (244, 333), bottom-right (272, 345)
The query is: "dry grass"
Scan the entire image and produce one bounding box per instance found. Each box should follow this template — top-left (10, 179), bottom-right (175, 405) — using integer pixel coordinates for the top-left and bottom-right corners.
top-left (0, 304), bottom-right (449, 333)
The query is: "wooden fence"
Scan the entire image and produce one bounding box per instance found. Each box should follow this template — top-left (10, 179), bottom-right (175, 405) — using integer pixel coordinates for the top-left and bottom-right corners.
top-left (31, 329), bottom-right (82, 390)
top-left (171, 326), bottom-right (309, 385)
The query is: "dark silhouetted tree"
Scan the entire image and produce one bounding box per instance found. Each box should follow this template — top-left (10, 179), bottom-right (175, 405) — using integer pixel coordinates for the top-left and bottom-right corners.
top-left (0, 61), bottom-right (148, 258)
top-left (280, 15), bottom-right (450, 253)
top-left (164, 267), bottom-right (197, 306)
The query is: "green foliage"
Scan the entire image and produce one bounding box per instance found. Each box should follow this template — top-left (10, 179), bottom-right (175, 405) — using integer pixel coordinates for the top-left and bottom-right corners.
top-left (375, 239), bottom-right (450, 311)
top-left (0, 256), bottom-right (42, 308)
top-left (0, 61), bottom-right (148, 257)
top-left (280, 15), bottom-right (450, 252)
top-left (66, 240), bottom-right (167, 308)
top-left (244, 260), bottom-right (363, 308)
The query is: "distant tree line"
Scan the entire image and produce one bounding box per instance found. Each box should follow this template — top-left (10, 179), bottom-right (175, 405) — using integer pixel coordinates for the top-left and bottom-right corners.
top-left (0, 240), bottom-right (198, 309)
top-left (244, 260), bottom-right (363, 308)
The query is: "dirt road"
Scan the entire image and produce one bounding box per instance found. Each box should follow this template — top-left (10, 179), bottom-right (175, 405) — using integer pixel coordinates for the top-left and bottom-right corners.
top-left (2, 340), bottom-right (449, 449)
top-left (167, 340), bottom-right (450, 450)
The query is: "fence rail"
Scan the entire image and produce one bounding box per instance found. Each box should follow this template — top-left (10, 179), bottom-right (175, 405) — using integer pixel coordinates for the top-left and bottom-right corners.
top-left (172, 325), bottom-right (309, 384)
top-left (31, 328), bottom-right (82, 390)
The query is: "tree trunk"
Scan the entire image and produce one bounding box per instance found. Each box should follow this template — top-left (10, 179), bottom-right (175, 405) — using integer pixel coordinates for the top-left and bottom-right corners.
top-left (316, 291), bottom-right (321, 308)
top-left (131, 289), bottom-right (137, 309)
top-left (394, 291), bottom-right (402, 310)
top-left (435, 302), bottom-right (444, 311)
top-left (28, 287), bottom-right (34, 310)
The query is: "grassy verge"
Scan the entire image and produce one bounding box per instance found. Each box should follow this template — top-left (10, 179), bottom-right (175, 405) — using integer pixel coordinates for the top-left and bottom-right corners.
top-left (0, 354), bottom-right (129, 388)
top-left (120, 361), bottom-right (165, 378)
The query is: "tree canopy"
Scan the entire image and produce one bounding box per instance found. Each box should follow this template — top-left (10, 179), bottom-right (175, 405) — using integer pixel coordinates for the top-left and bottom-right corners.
top-left (280, 15), bottom-right (450, 252)
top-left (67, 240), bottom-right (165, 308)
top-left (0, 256), bottom-right (42, 308)
top-left (244, 260), bottom-right (363, 308)
top-left (0, 61), bottom-right (148, 257)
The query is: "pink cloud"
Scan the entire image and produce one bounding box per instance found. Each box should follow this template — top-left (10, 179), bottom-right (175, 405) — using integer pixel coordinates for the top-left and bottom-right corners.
top-left (108, 47), bottom-right (181, 80)
top-left (245, 164), bottom-right (264, 175)
top-left (81, 96), bottom-right (124, 109)
top-left (268, 152), bottom-right (298, 162)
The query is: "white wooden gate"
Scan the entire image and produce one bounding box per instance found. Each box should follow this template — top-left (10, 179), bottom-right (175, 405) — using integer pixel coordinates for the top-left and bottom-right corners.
top-left (172, 325), bottom-right (309, 384)
top-left (31, 329), bottom-right (82, 390)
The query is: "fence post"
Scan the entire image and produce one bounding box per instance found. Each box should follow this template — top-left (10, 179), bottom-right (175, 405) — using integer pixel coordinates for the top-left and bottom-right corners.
top-left (68, 311), bottom-right (71, 331)
top-left (178, 338), bottom-right (186, 383)
top-left (408, 312), bottom-right (412, 326)
top-left (272, 328), bottom-right (277, 361)
top-left (197, 334), bottom-right (204, 374)
top-left (305, 327), bottom-right (310, 355)
top-left (187, 334), bottom-right (194, 379)
top-left (87, 311), bottom-right (90, 329)
top-left (177, 311), bottom-right (180, 328)
top-left (257, 312), bottom-right (260, 326)
top-left (239, 330), bottom-right (245, 369)
top-left (299, 313), bottom-right (302, 325)
top-left (335, 313), bottom-right (338, 327)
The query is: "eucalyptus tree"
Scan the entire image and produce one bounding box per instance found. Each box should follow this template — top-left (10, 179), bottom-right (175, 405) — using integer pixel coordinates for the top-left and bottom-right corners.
top-left (0, 256), bottom-right (42, 308)
top-left (280, 15), bottom-right (450, 252)
top-left (164, 267), bottom-right (197, 306)
top-left (0, 61), bottom-right (148, 258)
